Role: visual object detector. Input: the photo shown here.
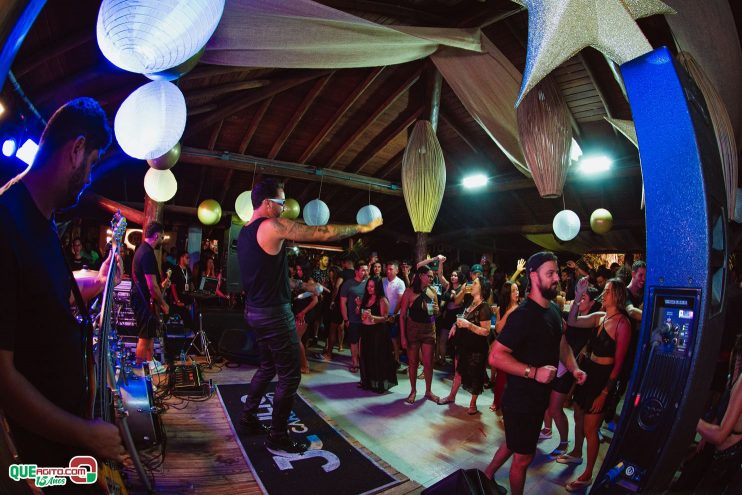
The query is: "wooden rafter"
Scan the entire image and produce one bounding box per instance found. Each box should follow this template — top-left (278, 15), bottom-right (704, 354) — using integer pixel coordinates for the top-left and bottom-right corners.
top-left (298, 67), bottom-right (385, 163)
top-left (268, 73), bottom-right (334, 160)
top-left (239, 97), bottom-right (273, 154)
top-left (15, 30), bottom-right (93, 77)
top-left (326, 65), bottom-right (424, 169)
top-left (185, 70), bottom-right (332, 137)
top-left (207, 120), bottom-right (224, 151)
top-left (321, 0), bottom-right (448, 25)
top-left (183, 65), bottom-right (256, 81)
top-left (185, 79), bottom-right (270, 101)
top-left (346, 105), bottom-right (423, 174)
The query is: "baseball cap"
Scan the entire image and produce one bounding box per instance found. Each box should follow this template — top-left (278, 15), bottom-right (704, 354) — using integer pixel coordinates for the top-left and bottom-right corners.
top-left (525, 251), bottom-right (558, 276)
top-left (470, 264), bottom-right (483, 274)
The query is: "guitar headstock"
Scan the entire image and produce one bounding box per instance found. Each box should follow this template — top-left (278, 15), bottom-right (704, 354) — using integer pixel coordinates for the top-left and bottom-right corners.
top-left (110, 211), bottom-right (127, 248)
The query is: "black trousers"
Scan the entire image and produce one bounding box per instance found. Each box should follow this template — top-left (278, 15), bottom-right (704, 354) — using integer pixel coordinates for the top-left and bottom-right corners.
top-left (241, 304), bottom-right (301, 436)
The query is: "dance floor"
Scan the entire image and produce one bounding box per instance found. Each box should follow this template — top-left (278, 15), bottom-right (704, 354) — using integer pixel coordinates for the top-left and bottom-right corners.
top-left (131, 347), bottom-right (609, 494)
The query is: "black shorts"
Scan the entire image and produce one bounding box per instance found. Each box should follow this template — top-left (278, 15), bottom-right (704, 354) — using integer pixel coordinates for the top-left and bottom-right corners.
top-left (136, 311), bottom-right (160, 339)
top-left (502, 408), bottom-right (543, 455)
top-left (552, 371), bottom-right (575, 395)
top-left (347, 322), bottom-right (363, 344)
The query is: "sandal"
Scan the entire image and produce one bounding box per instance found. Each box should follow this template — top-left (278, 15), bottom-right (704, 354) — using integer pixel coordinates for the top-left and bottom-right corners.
top-left (556, 453), bottom-right (583, 465)
top-left (404, 392), bottom-right (416, 405)
top-left (489, 404), bottom-right (498, 412)
top-left (467, 407), bottom-right (480, 415)
top-left (424, 393), bottom-right (440, 403)
top-left (565, 478), bottom-right (592, 492)
top-left (349, 365), bottom-right (359, 373)
top-left (437, 396), bottom-right (455, 405)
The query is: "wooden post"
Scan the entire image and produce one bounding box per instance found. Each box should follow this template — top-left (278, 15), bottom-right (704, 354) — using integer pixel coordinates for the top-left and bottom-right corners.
top-left (413, 66), bottom-right (443, 262)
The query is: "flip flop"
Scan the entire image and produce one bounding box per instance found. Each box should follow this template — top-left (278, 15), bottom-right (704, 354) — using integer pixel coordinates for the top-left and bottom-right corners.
top-left (565, 478), bottom-right (592, 492)
top-left (349, 365), bottom-right (359, 373)
top-left (437, 397), bottom-right (455, 405)
top-left (489, 404), bottom-right (498, 412)
top-left (424, 393), bottom-right (440, 403)
top-left (404, 392), bottom-right (416, 405)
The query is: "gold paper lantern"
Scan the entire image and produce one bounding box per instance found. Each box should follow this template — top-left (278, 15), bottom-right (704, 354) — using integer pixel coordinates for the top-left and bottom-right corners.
top-left (401, 120), bottom-right (446, 233)
top-left (677, 52), bottom-right (738, 221)
top-left (590, 208), bottom-right (613, 234)
top-left (198, 199), bottom-right (222, 225)
top-left (517, 75), bottom-right (572, 198)
top-left (281, 198), bottom-right (301, 220)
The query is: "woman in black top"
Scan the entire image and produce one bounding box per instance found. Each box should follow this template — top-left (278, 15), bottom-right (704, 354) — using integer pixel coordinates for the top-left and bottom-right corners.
top-left (438, 275), bottom-right (492, 414)
top-left (358, 277), bottom-right (397, 393)
top-left (436, 269), bottom-right (464, 366)
top-left (291, 265), bottom-right (318, 374)
top-left (399, 266), bottom-right (440, 404)
top-left (561, 277), bottom-right (631, 491)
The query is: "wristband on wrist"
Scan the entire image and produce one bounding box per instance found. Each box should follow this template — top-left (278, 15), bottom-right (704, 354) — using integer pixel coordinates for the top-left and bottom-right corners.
top-left (524, 366), bottom-right (531, 379)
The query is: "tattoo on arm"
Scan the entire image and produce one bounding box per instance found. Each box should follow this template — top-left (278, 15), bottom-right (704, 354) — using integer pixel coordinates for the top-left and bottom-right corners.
top-left (274, 218), bottom-right (362, 242)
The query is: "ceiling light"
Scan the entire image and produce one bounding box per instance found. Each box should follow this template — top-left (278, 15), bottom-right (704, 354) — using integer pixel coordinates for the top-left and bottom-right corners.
top-left (0, 102), bottom-right (5, 117)
top-left (462, 174), bottom-right (488, 189)
top-left (569, 138), bottom-right (583, 162)
top-left (15, 138), bottom-right (38, 165)
top-left (579, 155), bottom-right (612, 174)
top-left (2, 138), bottom-right (17, 157)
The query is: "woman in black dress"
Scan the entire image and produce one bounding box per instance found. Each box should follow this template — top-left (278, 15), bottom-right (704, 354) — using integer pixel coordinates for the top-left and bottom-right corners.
top-left (437, 275), bottom-right (492, 414)
top-left (291, 264), bottom-right (318, 374)
top-left (436, 269), bottom-right (464, 366)
top-left (358, 277), bottom-right (397, 393)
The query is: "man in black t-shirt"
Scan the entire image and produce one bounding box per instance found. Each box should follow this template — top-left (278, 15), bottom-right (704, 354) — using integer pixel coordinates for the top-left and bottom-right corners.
top-left (0, 98), bottom-right (125, 492)
top-left (485, 252), bottom-right (586, 495)
top-left (169, 250), bottom-right (194, 330)
top-left (131, 221), bottom-right (170, 370)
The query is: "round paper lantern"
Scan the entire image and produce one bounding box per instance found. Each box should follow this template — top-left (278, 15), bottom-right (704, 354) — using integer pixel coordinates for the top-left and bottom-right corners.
top-left (552, 209), bottom-right (581, 241)
top-left (145, 48), bottom-right (205, 81)
top-left (97, 0), bottom-right (225, 74)
top-left (143, 168), bottom-right (177, 202)
top-left (281, 198), bottom-right (300, 220)
top-left (303, 199), bottom-right (330, 226)
top-left (590, 208), bottom-right (613, 234)
top-left (147, 142), bottom-right (181, 170)
top-left (235, 190), bottom-right (253, 222)
top-left (357, 204), bottom-right (382, 225)
top-left (115, 81), bottom-right (186, 160)
top-left (198, 199), bottom-right (222, 226)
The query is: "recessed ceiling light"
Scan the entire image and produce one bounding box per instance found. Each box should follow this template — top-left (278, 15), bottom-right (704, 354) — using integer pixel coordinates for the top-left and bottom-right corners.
top-left (579, 155), bottom-right (612, 174)
top-left (462, 174), bottom-right (488, 189)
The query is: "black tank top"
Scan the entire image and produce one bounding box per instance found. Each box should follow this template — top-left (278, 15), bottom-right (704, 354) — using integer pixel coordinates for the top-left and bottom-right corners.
top-left (591, 316), bottom-right (620, 358)
top-left (408, 291), bottom-right (432, 323)
top-left (238, 217), bottom-right (291, 308)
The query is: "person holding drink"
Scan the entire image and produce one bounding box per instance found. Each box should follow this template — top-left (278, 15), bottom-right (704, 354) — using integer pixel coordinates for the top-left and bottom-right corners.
top-left (399, 266), bottom-right (441, 404)
top-left (437, 275), bottom-right (492, 414)
top-left (358, 277), bottom-right (398, 393)
top-left (484, 252), bottom-right (587, 495)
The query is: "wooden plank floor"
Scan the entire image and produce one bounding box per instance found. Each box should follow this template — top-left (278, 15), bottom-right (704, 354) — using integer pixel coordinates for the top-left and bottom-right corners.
top-left (125, 360), bottom-right (421, 495)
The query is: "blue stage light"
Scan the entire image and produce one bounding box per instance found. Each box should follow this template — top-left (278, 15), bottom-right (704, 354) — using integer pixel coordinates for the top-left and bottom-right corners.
top-left (2, 138), bottom-right (17, 157)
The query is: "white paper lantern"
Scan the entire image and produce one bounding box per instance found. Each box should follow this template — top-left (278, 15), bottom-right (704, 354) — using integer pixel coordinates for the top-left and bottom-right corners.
top-left (115, 81), bottom-right (187, 160)
top-left (303, 199), bottom-right (330, 226)
top-left (97, 0), bottom-right (225, 74)
top-left (235, 190), bottom-right (253, 222)
top-left (356, 204), bottom-right (382, 225)
top-left (144, 168), bottom-right (177, 202)
top-left (552, 209), bottom-right (581, 241)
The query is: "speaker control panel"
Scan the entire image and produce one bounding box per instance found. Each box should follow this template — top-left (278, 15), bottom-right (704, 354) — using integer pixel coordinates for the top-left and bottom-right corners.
top-left (649, 291), bottom-right (701, 357)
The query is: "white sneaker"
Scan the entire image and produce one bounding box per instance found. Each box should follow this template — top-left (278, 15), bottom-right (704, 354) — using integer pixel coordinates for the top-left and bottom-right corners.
top-left (148, 360), bottom-right (167, 375)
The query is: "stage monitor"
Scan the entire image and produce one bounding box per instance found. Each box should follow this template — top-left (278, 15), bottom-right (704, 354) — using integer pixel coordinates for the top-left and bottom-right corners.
top-left (199, 276), bottom-right (218, 293)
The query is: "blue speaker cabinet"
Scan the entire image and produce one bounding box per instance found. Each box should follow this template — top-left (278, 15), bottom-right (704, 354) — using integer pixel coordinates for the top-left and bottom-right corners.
top-left (591, 47), bottom-right (727, 493)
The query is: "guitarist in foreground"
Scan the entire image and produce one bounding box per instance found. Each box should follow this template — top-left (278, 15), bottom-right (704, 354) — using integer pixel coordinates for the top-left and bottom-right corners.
top-left (0, 98), bottom-right (125, 493)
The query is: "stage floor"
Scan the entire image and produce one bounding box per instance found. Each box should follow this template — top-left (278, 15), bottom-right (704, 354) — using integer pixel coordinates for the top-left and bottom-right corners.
top-left (131, 347), bottom-right (609, 494)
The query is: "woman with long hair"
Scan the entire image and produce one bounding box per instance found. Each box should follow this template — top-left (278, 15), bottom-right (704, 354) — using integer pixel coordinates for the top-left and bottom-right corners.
top-left (358, 277), bottom-right (397, 392)
top-left (399, 266), bottom-right (440, 404)
top-left (323, 266), bottom-right (344, 360)
top-left (561, 277), bottom-right (632, 491)
top-left (437, 275), bottom-right (492, 414)
top-left (489, 281), bottom-right (520, 414)
top-left (436, 269), bottom-right (464, 365)
top-left (291, 264), bottom-right (318, 374)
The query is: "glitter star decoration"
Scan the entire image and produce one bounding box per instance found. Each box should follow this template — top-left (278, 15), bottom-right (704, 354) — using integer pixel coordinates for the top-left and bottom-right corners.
top-left (511, 0), bottom-right (674, 106)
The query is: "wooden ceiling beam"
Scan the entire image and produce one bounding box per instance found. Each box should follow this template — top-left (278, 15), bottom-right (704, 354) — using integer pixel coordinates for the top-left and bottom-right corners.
top-left (182, 65), bottom-right (257, 81)
top-left (268, 73), bottom-right (334, 160)
top-left (325, 65), bottom-right (424, 169)
top-left (320, 0), bottom-right (448, 25)
top-left (14, 30), bottom-right (93, 77)
top-left (345, 105), bottom-right (423, 174)
top-left (185, 70), bottom-right (332, 137)
top-left (185, 79), bottom-right (270, 101)
top-left (239, 97), bottom-right (273, 154)
top-left (429, 219), bottom-right (643, 244)
top-left (299, 67), bottom-right (385, 163)
top-left (207, 120), bottom-right (224, 151)
top-left (179, 147), bottom-right (402, 196)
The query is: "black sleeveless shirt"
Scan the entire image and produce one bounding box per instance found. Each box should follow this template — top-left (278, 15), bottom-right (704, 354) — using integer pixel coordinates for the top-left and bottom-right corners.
top-left (238, 217), bottom-right (291, 308)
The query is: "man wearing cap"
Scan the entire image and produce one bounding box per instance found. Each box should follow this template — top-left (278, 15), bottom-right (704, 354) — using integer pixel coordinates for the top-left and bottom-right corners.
top-left (485, 251), bottom-right (587, 495)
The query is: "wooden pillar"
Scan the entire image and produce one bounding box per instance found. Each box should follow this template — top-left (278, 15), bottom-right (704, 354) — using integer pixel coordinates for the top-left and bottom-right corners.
top-left (413, 66), bottom-right (443, 262)
top-left (144, 195), bottom-right (165, 264)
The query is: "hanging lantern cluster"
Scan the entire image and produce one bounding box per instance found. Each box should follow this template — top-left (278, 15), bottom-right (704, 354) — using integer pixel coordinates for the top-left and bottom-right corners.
top-left (552, 208), bottom-right (614, 241)
top-left (99, 0), bottom-right (226, 209)
top-left (401, 120), bottom-right (446, 232)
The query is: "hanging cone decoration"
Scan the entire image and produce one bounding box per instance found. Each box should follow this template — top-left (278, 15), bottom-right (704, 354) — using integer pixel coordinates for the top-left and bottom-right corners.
top-left (677, 51), bottom-right (738, 221)
top-left (401, 120), bottom-right (446, 233)
top-left (516, 74), bottom-right (572, 199)
top-left (605, 117), bottom-right (645, 210)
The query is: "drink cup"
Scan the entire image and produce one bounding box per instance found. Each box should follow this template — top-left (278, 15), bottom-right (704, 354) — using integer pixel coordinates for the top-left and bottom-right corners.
top-left (426, 302), bottom-right (434, 316)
